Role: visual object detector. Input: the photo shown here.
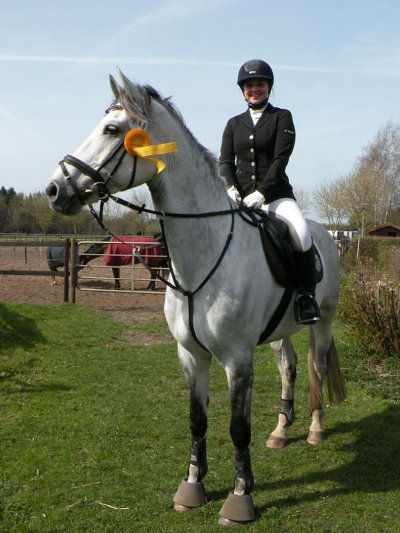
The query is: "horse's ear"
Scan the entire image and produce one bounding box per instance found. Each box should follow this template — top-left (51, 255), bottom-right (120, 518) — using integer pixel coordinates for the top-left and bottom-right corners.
top-left (118, 69), bottom-right (150, 119)
top-left (109, 74), bottom-right (122, 101)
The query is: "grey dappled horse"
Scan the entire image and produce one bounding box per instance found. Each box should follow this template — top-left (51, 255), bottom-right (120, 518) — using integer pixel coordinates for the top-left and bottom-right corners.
top-left (46, 71), bottom-right (345, 526)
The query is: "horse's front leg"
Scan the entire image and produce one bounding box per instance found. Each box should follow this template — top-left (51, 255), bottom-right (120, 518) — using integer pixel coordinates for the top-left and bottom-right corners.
top-left (267, 338), bottom-right (297, 449)
top-left (219, 359), bottom-right (256, 526)
top-left (112, 267), bottom-right (120, 289)
top-left (173, 343), bottom-right (211, 512)
top-left (146, 270), bottom-right (156, 291)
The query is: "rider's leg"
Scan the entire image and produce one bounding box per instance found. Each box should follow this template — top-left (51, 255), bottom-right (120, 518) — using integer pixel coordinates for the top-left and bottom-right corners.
top-left (261, 198), bottom-right (320, 325)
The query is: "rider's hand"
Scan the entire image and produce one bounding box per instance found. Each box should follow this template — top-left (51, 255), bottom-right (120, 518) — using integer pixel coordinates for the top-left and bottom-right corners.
top-left (226, 186), bottom-right (241, 203)
top-left (243, 190), bottom-right (265, 208)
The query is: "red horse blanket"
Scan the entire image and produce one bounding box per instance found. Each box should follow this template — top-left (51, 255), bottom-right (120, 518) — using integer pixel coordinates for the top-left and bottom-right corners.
top-left (104, 236), bottom-right (161, 266)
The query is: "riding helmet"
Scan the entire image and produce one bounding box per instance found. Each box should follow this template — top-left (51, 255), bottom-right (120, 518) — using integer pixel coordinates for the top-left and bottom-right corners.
top-left (237, 59), bottom-right (274, 90)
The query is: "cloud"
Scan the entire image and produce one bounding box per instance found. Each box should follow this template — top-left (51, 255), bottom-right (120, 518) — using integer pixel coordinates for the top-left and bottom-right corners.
top-left (0, 54), bottom-right (235, 66)
top-left (0, 102), bottom-right (29, 131)
top-left (120, 0), bottom-right (235, 30)
top-left (1, 54), bottom-right (399, 78)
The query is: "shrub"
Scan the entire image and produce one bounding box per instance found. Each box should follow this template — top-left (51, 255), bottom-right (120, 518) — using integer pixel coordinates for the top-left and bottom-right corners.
top-left (339, 258), bottom-right (400, 362)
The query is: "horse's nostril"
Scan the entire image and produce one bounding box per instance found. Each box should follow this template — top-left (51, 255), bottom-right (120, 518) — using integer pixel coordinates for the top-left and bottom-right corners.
top-left (45, 182), bottom-right (57, 198)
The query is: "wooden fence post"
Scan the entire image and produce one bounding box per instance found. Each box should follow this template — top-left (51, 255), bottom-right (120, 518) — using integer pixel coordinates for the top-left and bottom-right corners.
top-left (70, 238), bottom-right (77, 304)
top-left (63, 238), bottom-right (70, 303)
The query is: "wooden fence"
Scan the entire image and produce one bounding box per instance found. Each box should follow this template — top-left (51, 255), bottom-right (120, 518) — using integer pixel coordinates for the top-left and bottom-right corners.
top-left (0, 238), bottom-right (167, 303)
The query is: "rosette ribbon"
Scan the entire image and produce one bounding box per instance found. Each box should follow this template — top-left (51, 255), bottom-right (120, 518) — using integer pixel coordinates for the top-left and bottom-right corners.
top-left (124, 128), bottom-right (177, 173)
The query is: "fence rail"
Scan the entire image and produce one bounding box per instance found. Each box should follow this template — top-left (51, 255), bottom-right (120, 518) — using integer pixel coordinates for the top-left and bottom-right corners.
top-left (0, 237), bottom-right (167, 303)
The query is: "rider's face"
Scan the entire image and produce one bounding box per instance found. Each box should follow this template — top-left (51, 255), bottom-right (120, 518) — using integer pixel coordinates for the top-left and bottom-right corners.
top-left (243, 79), bottom-right (269, 106)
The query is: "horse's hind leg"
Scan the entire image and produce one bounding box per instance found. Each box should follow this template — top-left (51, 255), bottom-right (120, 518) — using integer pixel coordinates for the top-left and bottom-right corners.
top-left (173, 343), bottom-right (211, 512)
top-left (307, 320), bottom-right (346, 445)
top-left (267, 338), bottom-right (297, 449)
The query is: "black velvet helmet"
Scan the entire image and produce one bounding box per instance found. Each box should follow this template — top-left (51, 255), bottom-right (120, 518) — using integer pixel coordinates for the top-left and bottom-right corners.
top-left (237, 59), bottom-right (274, 90)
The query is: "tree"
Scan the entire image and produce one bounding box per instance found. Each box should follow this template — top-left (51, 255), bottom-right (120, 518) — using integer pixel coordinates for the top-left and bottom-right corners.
top-left (313, 177), bottom-right (347, 231)
top-left (312, 121), bottom-right (400, 231)
top-left (6, 193), bottom-right (27, 233)
top-left (0, 186), bottom-right (16, 205)
top-left (292, 188), bottom-right (310, 215)
top-left (130, 187), bottom-right (156, 235)
top-left (26, 192), bottom-right (54, 234)
top-left (346, 122), bottom-right (400, 228)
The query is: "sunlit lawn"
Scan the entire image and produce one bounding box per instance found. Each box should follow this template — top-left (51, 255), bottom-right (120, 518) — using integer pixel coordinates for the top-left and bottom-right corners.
top-left (1, 302), bottom-right (399, 532)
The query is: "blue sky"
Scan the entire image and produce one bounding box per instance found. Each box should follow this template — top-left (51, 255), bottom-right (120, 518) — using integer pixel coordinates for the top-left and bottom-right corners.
top-left (0, 0), bottom-right (399, 216)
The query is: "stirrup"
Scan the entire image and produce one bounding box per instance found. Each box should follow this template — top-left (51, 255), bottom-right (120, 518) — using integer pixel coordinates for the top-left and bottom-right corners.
top-left (294, 293), bottom-right (320, 325)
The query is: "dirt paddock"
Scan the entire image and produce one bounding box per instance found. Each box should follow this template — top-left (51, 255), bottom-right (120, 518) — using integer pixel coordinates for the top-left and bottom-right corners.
top-left (0, 245), bottom-right (170, 341)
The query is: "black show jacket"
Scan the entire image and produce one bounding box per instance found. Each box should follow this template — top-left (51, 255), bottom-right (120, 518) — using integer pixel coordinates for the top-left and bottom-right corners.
top-left (219, 104), bottom-right (296, 203)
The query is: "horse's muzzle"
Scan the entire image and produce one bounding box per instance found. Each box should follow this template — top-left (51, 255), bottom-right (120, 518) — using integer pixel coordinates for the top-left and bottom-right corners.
top-left (45, 178), bottom-right (85, 215)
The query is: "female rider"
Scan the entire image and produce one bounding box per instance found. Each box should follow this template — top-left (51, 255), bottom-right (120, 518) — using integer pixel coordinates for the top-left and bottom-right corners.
top-left (219, 59), bottom-right (320, 325)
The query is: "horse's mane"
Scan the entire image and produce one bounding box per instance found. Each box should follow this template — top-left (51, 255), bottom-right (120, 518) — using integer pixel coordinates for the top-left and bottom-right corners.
top-left (110, 82), bottom-right (218, 176)
top-left (144, 85), bottom-right (218, 175)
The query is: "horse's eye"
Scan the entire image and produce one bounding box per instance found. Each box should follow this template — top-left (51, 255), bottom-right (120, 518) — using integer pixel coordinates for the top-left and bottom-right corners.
top-left (104, 124), bottom-right (119, 135)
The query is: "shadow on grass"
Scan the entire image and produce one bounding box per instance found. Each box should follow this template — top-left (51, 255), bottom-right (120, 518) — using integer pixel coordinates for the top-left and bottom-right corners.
top-left (200, 405), bottom-right (400, 516)
top-left (3, 377), bottom-right (73, 394)
top-left (254, 404), bottom-right (400, 515)
top-left (0, 303), bottom-right (45, 348)
top-left (0, 303), bottom-right (57, 393)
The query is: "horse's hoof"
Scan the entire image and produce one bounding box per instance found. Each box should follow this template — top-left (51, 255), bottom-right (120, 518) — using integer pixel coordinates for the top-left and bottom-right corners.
top-left (266, 434), bottom-right (287, 449)
top-left (218, 517), bottom-right (244, 527)
top-left (173, 478), bottom-right (206, 510)
top-left (307, 430), bottom-right (324, 445)
top-left (219, 492), bottom-right (255, 524)
top-left (174, 503), bottom-right (193, 513)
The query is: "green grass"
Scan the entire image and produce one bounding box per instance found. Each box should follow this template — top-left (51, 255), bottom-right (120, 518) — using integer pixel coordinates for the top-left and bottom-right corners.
top-left (1, 302), bottom-right (399, 532)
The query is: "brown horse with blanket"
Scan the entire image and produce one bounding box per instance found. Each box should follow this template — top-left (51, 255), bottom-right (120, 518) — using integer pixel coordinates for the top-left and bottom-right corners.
top-left (104, 235), bottom-right (168, 290)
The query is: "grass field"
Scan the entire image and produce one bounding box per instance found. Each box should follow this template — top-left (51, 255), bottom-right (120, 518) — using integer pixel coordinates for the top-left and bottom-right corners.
top-left (1, 302), bottom-right (399, 532)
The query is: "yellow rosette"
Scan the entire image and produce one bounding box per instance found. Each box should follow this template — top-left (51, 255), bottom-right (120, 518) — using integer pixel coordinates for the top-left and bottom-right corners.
top-left (124, 128), bottom-right (177, 173)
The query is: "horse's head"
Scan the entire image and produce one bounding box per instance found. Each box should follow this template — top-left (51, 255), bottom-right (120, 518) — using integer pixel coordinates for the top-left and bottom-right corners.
top-left (46, 70), bottom-right (177, 216)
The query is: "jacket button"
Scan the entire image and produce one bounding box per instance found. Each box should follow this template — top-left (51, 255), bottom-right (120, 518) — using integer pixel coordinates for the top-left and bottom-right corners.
top-left (250, 148), bottom-right (254, 153)
top-left (251, 175), bottom-right (255, 180)
top-left (249, 134), bottom-right (254, 139)
top-left (251, 162), bottom-right (255, 166)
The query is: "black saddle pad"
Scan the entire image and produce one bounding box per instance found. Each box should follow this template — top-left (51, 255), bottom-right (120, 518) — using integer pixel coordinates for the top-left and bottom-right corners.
top-left (259, 216), bottom-right (323, 289)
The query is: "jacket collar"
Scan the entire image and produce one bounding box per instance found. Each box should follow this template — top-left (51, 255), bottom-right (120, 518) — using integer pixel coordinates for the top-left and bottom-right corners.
top-left (240, 104), bottom-right (272, 129)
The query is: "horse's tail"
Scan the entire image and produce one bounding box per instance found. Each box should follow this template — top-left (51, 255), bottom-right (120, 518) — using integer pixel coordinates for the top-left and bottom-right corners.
top-left (307, 328), bottom-right (346, 411)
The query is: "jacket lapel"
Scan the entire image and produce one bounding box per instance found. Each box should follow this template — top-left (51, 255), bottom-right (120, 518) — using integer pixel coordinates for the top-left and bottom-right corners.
top-left (239, 109), bottom-right (254, 130)
top-left (254, 105), bottom-right (271, 130)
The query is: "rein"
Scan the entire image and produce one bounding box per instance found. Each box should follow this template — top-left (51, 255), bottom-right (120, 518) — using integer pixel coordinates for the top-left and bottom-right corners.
top-left (89, 197), bottom-right (237, 297)
top-left (90, 194), bottom-right (238, 353)
top-left (59, 130), bottom-right (254, 352)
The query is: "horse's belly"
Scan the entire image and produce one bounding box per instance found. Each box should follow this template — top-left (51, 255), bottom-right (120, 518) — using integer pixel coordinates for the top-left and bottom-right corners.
top-left (164, 285), bottom-right (274, 354)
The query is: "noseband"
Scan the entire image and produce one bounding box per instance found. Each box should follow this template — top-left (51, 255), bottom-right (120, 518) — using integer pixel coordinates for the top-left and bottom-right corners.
top-left (59, 138), bottom-right (138, 204)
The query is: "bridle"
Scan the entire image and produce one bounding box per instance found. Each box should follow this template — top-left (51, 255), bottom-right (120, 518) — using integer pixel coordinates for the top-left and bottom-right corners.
top-left (54, 106), bottom-right (270, 353)
top-left (59, 139), bottom-right (138, 205)
top-left (58, 105), bottom-right (141, 204)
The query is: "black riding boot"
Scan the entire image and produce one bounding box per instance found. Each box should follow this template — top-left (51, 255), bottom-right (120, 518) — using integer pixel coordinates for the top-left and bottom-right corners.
top-left (293, 247), bottom-right (321, 325)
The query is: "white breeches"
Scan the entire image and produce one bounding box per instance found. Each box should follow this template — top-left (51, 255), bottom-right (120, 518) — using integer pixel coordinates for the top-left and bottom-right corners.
top-left (261, 198), bottom-right (312, 252)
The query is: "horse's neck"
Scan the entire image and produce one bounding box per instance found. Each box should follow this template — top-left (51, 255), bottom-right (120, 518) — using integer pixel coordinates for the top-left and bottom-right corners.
top-left (148, 120), bottom-right (228, 211)
top-left (147, 133), bottom-right (232, 279)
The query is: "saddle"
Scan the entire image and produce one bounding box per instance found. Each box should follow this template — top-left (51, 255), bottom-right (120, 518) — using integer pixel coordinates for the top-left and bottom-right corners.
top-left (258, 215), bottom-right (323, 290)
top-left (254, 213), bottom-right (323, 344)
